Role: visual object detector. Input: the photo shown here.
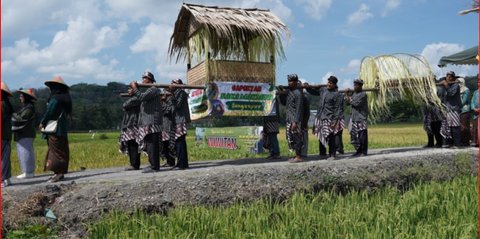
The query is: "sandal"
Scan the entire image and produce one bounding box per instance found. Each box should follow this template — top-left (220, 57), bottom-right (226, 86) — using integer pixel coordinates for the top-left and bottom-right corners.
top-left (289, 158), bottom-right (303, 163)
top-left (47, 174), bottom-right (64, 183)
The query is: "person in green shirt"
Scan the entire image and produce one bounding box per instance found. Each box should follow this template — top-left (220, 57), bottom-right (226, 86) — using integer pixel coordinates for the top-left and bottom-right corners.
top-left (40, 76), bottom-right (72, 183)
top-left (13, 88), bottom-right (37, 179)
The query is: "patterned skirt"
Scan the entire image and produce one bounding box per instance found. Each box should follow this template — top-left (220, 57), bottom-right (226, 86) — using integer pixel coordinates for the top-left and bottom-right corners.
top-left (119, 127), bottom-right (140, 154)
top-left (161, 122), bottom-right (188, 156)
top-left (286, 122), bottom-right (303, 152)
top-left (440, 110), bottom-right (460, 139)
top-left (138, 124), bottom-right (163, 152)
top-left (349, 119), bottom-right (368, 150)
top-left (314, 118), bottom-right (345, 146)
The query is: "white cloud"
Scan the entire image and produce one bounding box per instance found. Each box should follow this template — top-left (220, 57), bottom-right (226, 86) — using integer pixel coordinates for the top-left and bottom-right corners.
top-left (420, 42), bottom-right (477, 78)
top-left (37, 58), bottom-right (128, 81)
top-left (382, 0), bottom-right (401, 17)
top-left (266, 0), bottom-right (293, 23)
top-left (105, 0), bottom-right (293, 24)
top-left (106, 0), bottom-right (181, 23)
top-left (2, 0), bottom-right (104, 37)
top-left (2, 17), bottom-right (129, 86)
top-left (348, 3), bottom-right (374, 25)
top-left (321, 72), bottom-right (335, 84)
top-left (4, 17), bottom-right (128, 67)
top-left (340, 59), bottom-right (361, 74)
top-left (46, 17), bottom-right (127, 61)
top-left (130, 22), bottom-right (187, 83)
top-left (295, 0), bottom-right (332, 20)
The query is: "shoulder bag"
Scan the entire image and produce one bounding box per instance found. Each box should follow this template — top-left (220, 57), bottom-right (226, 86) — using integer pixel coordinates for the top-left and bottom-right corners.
top-left (41, 112), bottom-right (63, 134)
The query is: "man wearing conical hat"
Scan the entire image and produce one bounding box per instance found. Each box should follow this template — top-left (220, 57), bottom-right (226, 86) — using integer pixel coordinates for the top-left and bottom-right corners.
top-left (2, 82), bottom-right (14, 187)
top-left (12, 88), bottom-right (38, 179)
top-left (40, 76), bottom-right (72, 183)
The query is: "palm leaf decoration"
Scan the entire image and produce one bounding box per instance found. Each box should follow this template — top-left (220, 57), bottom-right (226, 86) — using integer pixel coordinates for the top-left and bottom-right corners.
top-left (359, 54), bottom-right (441, 121)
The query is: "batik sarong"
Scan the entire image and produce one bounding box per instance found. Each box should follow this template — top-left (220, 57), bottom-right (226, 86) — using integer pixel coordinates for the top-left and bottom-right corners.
top-left (286, 122), bottom-right (303, 152)
top-left (440, 110), bottom-right (460, 139)
top-left (349, 119), bottom-right (368, 150)
top-left (119, 127), bottom-right (139, 154)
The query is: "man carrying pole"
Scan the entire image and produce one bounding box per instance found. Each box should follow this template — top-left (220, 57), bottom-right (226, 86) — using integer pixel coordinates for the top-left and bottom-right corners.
top-left (129, 71), bottom-right (163, 173)
top-left (170, 79), bottom-right (191, 170)
top-left (278, 74), bottom-right (305, 163)
top-left (345, 79), bottom-right (369, 157)
top-left (120, 87), bottom-right (142, 170)
top-left (304, 76), bottom-right (343, 160)
top-left (161, 88), bottom-right (176, 168)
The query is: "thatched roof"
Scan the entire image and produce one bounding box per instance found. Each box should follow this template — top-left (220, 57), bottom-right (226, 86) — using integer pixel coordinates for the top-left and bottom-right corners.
top-left (168, 3), bottom-right (290, 63)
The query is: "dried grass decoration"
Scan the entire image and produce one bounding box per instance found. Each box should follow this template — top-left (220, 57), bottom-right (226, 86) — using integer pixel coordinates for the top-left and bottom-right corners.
top-left (359, 54), bottom-right (441, 121)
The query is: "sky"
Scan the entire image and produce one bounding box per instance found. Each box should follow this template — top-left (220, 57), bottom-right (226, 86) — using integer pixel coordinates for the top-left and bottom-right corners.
top-left (2, 0), bottom-right (478, 91)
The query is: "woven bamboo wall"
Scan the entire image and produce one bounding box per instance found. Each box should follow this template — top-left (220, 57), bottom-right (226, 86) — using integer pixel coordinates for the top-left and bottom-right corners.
top-left (187, 60), bottom-right (275, 85)
top-left (210, 60), bottom-right (275, 83)
top-left (187, 61), bottom-right (207, 86)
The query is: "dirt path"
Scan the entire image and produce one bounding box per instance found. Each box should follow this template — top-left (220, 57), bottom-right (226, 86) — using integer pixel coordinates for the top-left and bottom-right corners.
top-left (2, 147), bottom-right (478, 238)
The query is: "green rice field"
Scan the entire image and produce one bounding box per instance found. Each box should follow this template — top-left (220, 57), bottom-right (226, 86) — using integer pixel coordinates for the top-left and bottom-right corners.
top-left (88, 175), bottom-right (478, 239)
top-left (9, 123), bottom-right (428, 176)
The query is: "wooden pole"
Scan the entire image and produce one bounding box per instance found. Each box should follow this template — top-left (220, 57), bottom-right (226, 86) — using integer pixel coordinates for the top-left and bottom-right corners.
top-left (276, 84), bottom-right (327, 89)
top-left (276, 88), bottom-right (378, 95)
top-left (136, 83), bottom-right (205, 89)
top-left (119, 92), bottom-right (172, 98)
top-left (338, 88), bottom-right (378, 93)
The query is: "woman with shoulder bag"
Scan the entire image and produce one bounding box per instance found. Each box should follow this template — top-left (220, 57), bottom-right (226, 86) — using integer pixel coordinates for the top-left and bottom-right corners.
top-left (13, 88), bottom-right (37, 179)
top-left (39, 76), bottom-right (72, 183)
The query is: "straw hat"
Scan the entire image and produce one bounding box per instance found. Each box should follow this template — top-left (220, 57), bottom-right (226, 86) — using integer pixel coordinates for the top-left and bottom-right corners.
top-left (45, 76), bottom-right (69, 88)
top-left (17, 88), bottom-right (37, 100)
top-left (1, 82), bottom-right (12, 97)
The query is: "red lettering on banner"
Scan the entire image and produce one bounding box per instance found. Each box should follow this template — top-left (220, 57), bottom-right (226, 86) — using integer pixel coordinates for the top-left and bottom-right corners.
top-left (231, 85), bottom-right (262, 92)
top-left (207, 137), bottom-right (237, 149)
top-left (191, 89), bottom-right (203, 97)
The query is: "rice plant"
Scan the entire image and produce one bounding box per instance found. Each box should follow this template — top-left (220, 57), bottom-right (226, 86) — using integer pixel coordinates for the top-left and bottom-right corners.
top-left (88, 176), bottom-right (478, 239)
